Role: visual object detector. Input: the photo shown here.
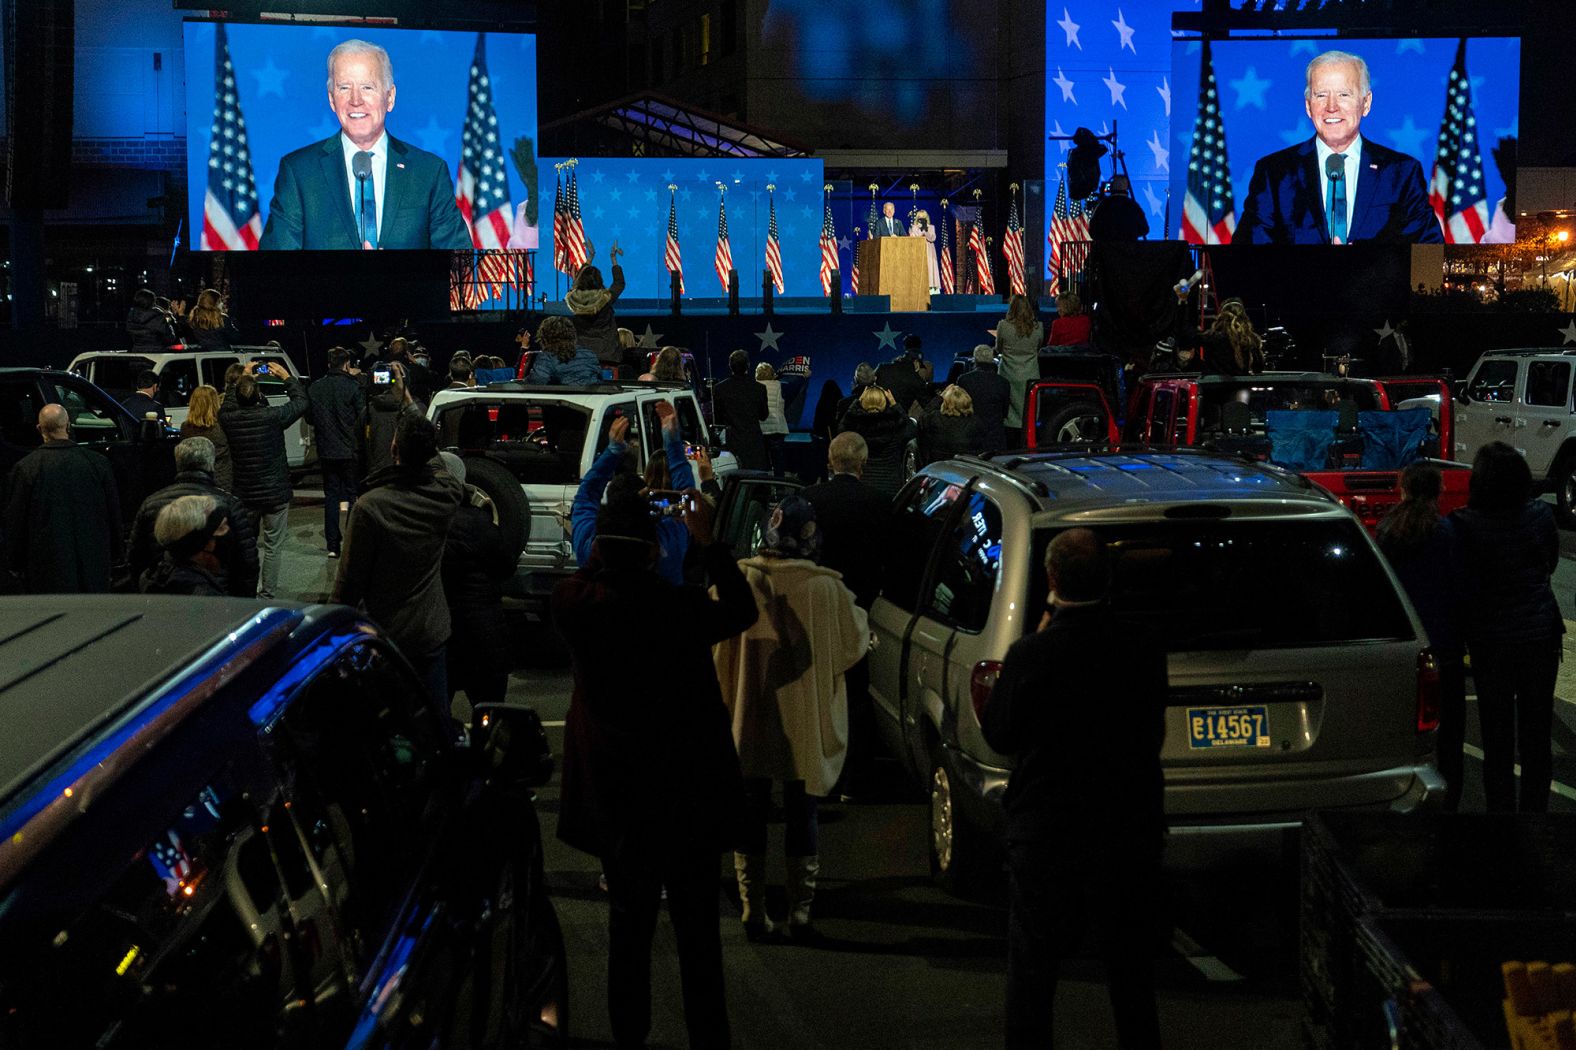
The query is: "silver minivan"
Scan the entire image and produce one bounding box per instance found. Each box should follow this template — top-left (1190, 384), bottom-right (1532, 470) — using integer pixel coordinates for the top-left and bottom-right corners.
top-left (862, 448), bottom-right (1445, 890)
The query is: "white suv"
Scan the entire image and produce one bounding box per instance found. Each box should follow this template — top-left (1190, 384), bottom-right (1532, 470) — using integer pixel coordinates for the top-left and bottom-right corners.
top-left (1454, 349), bottom-right (1576, 523)
top-left (68, 348), bottom-right (312, 470)
top-left (427, 380), bottom-right (736, 611)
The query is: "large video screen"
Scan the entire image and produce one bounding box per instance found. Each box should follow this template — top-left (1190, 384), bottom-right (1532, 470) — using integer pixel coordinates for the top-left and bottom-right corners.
top-left (1168, 37), bottom-right (1519, 245)
top-left (183, 22), bottom-right (538, 251)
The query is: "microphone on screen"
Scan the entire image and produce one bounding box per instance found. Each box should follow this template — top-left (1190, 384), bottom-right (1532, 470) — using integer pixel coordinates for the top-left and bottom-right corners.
top-left (1325, 152), bottom-right (1344, 185)
top-left (353, 151), bottom-right (374, 247)
top-left (352, 150), bottom-right (373, 183)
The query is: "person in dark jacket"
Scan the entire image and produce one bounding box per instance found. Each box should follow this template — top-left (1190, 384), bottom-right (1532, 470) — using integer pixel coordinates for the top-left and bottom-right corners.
top-left (183, 288), bottom-right (236, 352)
top-left (1450, 441), bottom-right (1563, 812)
top-left (333, 409), bottom-right (463, 723)
top-left (875, 338), bottom-right (932, 417)
top-left (1377, 462), bottom-right (1466, 811)
top-left (917, 384), bottom-right (982, 466)
top-left (121, 370), bottom-right (167, 426)
top-left (126, 288), bottom-right (179, 352)
top-left (220, 360), bottom-right (308, 599)
top-left (958, 345), bottom-right (1012, 453)
top-left (440, 453), bottom-right (516, 713)
top-left (837, 386), bottom-right (916, 498)
top-left (308, 348), bottom-right (367, 557)
top-left (553, 483), bottom-right (756, 1050)
top-left (832, 363), bottom-right (876, 428)
top-left (982, 529), bottom-right (1165, 1050)
top-left (801, 431), bottom-right (892, 799)
top-left (2, 404), bottom-right (123, 594)
top-left (139, 494), bottom-right (231, 597)
top-left (362, 363), bottom-right (410, 478)
top-left (128, 436), bottom-right (259, 598)
top-left (713, 348), bottom-right (770, 471)
top-left (528, 314), bottom-right (605, 386)
top-left (565, 252), bottom-right (626, 367)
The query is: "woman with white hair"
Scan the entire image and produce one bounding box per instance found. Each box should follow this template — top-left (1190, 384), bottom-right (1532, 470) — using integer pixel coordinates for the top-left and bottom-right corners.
top-left (140, 494), bottom-right (231, 596)
top-left (756, 362), bottom-right (790, 476)
top-left (917, 384), bottom-right (982, 466)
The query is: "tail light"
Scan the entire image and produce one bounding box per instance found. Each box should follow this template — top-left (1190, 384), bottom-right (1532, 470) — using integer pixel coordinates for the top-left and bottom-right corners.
top-left (1416, 649), bottom-right (1441, 733)
top-left (970, 660), bottom-right (1003, 722)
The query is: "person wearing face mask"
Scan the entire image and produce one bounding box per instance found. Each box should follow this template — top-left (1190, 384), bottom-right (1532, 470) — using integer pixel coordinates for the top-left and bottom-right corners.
top-left (140, 495), bottom-right (235, 597)
top-left (1237, 50), bottom-right (1443, 245)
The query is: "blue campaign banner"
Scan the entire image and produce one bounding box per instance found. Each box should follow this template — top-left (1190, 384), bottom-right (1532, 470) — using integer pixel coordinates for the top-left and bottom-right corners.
top-left (184, 21), bottom-right (538, 250)
top-left (539, 157), bottom-right (827, 301)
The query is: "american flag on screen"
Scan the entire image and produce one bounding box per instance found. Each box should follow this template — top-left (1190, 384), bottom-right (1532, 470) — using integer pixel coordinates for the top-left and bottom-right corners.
top-left (455, 34), bottom-right (512, 249)
top-left (1428, 38), bottom-right (1489, 244)
top-left (1003, 192), bottom-right (1027, 297)
top-left (713, 190), bottom-right (734, 293)
top-left (970, 220), bottom-right (996, 295)
top-left (1182, 40), bottom-right (1235, 245)
top-left (818, 195), bottom-right (838, 296)
top-left (765, 188), bottom-right (785, 294)
top-left (551, 170), bottom-right (568, 273)
top-left (939, 212), bottom-right (955, 294)
top-left (564, 167), bottom-right (589, 273)
top-left (1047, 173), bottom-right (1095, 295)
top-left (665, 188), bottom-right (685, 295)
top-left (201, 25), bottom-right (263, 251)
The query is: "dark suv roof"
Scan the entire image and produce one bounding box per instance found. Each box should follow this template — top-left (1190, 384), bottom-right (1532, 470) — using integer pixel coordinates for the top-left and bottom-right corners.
top-left (963, 448), bottom-right (1322, 509)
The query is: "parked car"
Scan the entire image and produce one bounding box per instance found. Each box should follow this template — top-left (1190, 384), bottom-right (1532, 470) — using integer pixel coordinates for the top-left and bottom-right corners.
top-left (426, 380), bottom-right (736, 612)
top-left (68, 348), bottom-right (313, 471)
top-left (0, 596), bottom-right (566, 1048)
top-left (1453, 348), bottom-right (1576, 524)
top-left (0, 365), bottom-right (180, 528)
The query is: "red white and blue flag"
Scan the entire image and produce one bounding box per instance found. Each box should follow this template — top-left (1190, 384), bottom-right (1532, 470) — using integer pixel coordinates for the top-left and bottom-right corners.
top-left (970, 220), bottom-right (996, 295)
top-left (551, 170), bottom-right (568, 273)
top-left (714, 190), bottom-right (734, 293)
top-left (765, 189), bottom-right (785, 294)
top-left (818, 196), bottom-right (838, 296)
top-left (564, 167), bottom-right (588, 274)
top-left (455, 33), bottom-right (512, 250)
top-left (1003, 192), bottom-right (1027, 297)
top-left (1047, 173), bottom-right (1095, 295)
top-left (1428, 38), bottom-right (1489, 244)
top-left (939, 213), bottom-right (955, 294)
top-left (201, 24), bottom-right (263, 251)
top-left (1181, 40), bottom-right (1236, 245)
top-left (665, 188), bottom-right (685, 295)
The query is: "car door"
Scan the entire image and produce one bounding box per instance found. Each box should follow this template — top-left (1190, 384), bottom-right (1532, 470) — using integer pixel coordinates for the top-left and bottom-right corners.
top-left (713, 473), bottom-right (806, 560)
top-left (1516, 359), bottom-right (1571, 475)
top-left (1024, 381), bottom-right (1121, 448)
top-left (1453, 357), bottom-right (1520, 462)
top-left (156, 357), bottom-right (198, 431)
top-left (867, 472), bottom-right (969, 779)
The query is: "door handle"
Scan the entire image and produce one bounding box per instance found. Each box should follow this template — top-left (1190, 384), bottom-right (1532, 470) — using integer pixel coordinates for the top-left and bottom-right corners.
top-left (1494, 416), bottom-right (1513, 425)
top-left (1544, 420), bottom-right (1562, 428)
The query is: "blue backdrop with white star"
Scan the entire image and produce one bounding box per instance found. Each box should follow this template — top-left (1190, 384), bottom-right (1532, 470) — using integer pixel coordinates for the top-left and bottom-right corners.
top-left (183, 21), bottom-right (537, 250)
top-left (538, 157), bottom-right (827, 301)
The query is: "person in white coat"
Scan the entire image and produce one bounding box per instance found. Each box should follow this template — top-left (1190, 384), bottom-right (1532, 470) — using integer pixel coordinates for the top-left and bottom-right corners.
top-left (755, 362), bottom-right (790, 476)
top-left (910, 209), bottom-right (940, 294)
top-left (712, 495), bottom-right (869, 940)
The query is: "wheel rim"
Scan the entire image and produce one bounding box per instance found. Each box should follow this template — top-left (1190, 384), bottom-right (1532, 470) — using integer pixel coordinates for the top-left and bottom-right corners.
top-left (1057, 414), bottom-right (1104, 443)
top-left (931, 765), bottom-right (954, 873)
top-left (1564, 470), bottom-right (1575, 511)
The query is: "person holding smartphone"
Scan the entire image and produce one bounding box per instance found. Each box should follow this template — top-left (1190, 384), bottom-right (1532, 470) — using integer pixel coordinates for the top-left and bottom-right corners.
top-left (218, 358), bottom-right (307, 599)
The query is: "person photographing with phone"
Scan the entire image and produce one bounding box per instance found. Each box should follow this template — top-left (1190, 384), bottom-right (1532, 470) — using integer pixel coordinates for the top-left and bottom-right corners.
top-left (219, 358), bottom-right (308, 599)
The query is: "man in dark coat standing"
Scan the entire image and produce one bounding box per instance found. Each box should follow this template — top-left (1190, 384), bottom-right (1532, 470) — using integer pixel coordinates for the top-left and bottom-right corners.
top-left (982, 528), bottom-right (1167, 1050)
top-left (308, 347), bottom-right (367, 557)
top-left (553, 486), bottom-right (757, 1050)
top-left (127, 436), bottom-right (259, 597)
top-left (440, 453), bottom-right (516, 713)
top-left (712, 348), bottom-right (770, 471)
top-left (957, 345), bottom-right (1012, 453)
top-left (221, 361), bottom-right (308, 598)
top-left (802, 431), bottom-right (891, 799)
top-left (121, 370), bottom-right (167, 425)
top-left (2, 404), bottom-right (123, 594)
top-left (875, 337), bottom-right (932, 417)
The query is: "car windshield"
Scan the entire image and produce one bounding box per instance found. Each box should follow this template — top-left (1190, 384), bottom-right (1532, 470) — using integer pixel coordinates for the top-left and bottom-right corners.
top-left (434, 397), bottom-right (593, 484)
top-left (1198, 381), bottom-right (1382, 432)
top-left (1031, 518), bottom-right (1413, 650)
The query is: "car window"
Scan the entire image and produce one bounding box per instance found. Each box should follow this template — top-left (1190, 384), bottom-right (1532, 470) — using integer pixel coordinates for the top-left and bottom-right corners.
top-left (1524, 361), bottom-right (1570, 408)
top-left (642, 397), bottom-right (705, 448)
top-left (1466, 360), bottom-right (1518, 404)
top-left (263, 641), bottom-right (443, 976)
top-left (44, 378), bottom-right (130, 444)
top-left (594, 399), bottom-right (642, 463)
top-left (201, 356), bottom-right (242, 389)
top-left (1147, 387), bottom-right (1175, 443)
top-left (1198, 382), bottom-right (1381, 431)
top-left (84, 356), bottom-right (156, 401)
top-left (0, 379), bottom-right (44, 450)
top-left (923, 489), bottom-right (1003, 632)
top-left (719, 477), bottom-right (804, 560)
top-left (159, 358), bottom-right (198, 408)
top-left (433, 398), bottom-right (593, 484)
top-left (0, 768), bottom-right (326, 1048)
top-left (878, 474), bottom-right (966, 611)
top-left (1031, 519), bottom-right (1413, 649)
top-left (249, 357), bottom-right (292, 399)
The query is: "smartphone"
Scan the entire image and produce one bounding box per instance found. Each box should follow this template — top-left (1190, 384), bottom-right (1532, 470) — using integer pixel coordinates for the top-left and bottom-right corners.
top-left (646, 489), bottom-right (688, 518)
top-left (254, 362), bottom-right (271, 376)
top-left (684, 443), bottom-right (704, 460)
top-left (373, 366), bottom-right (393, 386)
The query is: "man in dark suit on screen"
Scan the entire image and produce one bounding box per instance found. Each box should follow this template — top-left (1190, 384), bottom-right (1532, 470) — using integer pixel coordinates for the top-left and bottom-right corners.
top-left (259, 39), bottom-right (471, 250)
top-left (1237, 50), bottom-right (1443, 245)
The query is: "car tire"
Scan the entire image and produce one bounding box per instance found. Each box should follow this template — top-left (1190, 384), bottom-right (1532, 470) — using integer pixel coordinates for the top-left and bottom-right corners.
top-left (1556, 456), bottom-right (1576, 529)
top-left (928, 741), bottom-right (996, 899)
top-left (464, 456), bottom-right (531, 565)
top-left (1039, 400), bottom-right (1108, 445)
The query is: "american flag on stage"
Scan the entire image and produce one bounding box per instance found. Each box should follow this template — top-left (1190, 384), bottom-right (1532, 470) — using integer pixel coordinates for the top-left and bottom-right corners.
top-left (765, 189), bottom-right (785, 294)
top-left (564, 167), bottom-right (589, 273)
top-left (970, 220), bottom-right (996, 294)
top-left (817, 196), bottom-right (838, 296)
top-left (939, 214), bottom-right (955, 294)
top-left (1003, 192), bottom-right (1027, 297)
top-left (455, 34), bottom-right (512, 249)
top-left (1182, 40), bottom-right (1235, 244)
top-left (1429, 38), bottom-right (1489, 244)
top-left (851, 230), bottom-right (861, 294)
top-left (713, 191), bottom-right (734, 293)
top-left (201, 24), bottom-right (263, 251)
top-left (665, 189), bottom-right (685, 295)
top-left (552, 170), bottom-right (568, 273)
top-left (1047, 173), bottom-right (1095, 295)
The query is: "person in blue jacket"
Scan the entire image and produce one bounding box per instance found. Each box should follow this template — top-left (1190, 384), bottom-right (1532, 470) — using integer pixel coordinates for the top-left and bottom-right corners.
top-left (572, 400), bottom-right (695, 585)
top-left (528, 315), bottom-right (604, 386)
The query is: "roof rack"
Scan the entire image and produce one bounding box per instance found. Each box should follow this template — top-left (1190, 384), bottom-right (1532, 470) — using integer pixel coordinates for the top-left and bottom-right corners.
top-left (1481, 348), bottom-right (1576, 358)
top-left (454, 380), bottom-right (690, 395)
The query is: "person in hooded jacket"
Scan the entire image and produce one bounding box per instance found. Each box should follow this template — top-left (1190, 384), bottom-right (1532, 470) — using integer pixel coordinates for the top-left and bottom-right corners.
top-left (220, 361), bottom-right (308, 599)
top-left (712, 495), bottom-right (868, 941)
top-left (126, 288), bottom-right (179, 352)
top-left (837, 385), bottom-right (916, 498)
top-left (140, 495), bottom-right (232, 597)
top-left (440, 452), bottom-right (516, 713)
top-left (566, 250), bottom-right (627, 368)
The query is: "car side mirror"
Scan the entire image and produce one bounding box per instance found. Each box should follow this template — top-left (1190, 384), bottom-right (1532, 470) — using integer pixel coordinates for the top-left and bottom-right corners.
top-left (471, 703), bottom-right (555, 789)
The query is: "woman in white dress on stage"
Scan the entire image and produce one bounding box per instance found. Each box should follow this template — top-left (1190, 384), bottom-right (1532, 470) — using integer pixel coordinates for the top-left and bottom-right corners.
top-left (910, 209), bottom-right (939, 294)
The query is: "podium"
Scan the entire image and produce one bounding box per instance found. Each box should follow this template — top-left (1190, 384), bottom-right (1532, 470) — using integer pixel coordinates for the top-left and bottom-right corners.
top-left (857, 237), bottom-right (930, 312)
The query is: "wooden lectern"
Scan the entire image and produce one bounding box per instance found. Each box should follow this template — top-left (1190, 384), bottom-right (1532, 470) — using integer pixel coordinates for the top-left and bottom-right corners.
top-left (857, 237), bottom-right (930, 312)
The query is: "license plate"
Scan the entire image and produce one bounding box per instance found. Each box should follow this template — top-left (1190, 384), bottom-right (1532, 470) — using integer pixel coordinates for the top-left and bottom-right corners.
top-left (1187, 706), bottom-right (1271, 749)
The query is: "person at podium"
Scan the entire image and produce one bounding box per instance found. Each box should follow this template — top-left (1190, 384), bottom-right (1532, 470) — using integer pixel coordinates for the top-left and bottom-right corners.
top-left (909, 209), bottom-right (940, 294)
top-left (872, 201), bottom-right (905, 239)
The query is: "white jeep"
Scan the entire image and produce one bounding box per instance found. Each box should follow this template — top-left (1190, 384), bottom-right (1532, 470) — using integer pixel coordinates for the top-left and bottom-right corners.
top-left (1454, 349), bottom-right (1576, 524)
